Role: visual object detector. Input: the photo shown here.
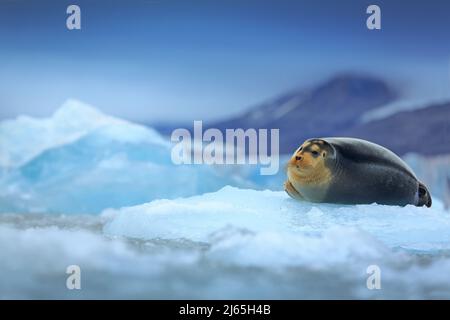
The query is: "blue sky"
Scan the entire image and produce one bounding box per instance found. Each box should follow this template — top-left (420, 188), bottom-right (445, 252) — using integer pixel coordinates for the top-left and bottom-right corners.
top-left (0, 0), bottom-right (449, 122)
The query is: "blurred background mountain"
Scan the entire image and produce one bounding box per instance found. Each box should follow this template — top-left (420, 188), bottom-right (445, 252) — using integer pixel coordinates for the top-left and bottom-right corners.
top-left (205, 74), bottom-right (450, 156)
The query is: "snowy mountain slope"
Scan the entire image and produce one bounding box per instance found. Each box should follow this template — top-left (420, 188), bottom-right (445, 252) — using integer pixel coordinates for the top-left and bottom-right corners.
top-left (343, 101), bottom-right (450, 156)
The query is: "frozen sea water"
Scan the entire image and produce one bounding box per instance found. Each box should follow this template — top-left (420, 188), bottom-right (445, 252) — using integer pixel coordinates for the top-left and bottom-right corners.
top-left (1, 187), bottom-right (450, 299)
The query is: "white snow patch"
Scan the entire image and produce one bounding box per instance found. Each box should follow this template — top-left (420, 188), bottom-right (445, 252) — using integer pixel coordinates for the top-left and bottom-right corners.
top-left (104, 186), bottom-right (450, 252)
top-left (361, 97), bottom-right (450, 123)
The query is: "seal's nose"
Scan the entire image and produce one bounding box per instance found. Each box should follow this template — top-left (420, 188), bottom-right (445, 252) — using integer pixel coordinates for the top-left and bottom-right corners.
top-left (295, 156), bottom-right (302, 161)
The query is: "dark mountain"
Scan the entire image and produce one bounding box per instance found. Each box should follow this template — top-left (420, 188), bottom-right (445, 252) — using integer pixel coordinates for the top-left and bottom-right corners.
top-left (209, 74), bottom-right (398, 153)
top-left (150, 74), bottom-right (449, 157)
top-left (342, 102), bottom-right (450, 156)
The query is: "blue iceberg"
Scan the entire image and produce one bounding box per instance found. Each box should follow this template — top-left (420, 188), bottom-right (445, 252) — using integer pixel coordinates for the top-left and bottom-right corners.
top-left (0, 100), bottom-right (248, 214)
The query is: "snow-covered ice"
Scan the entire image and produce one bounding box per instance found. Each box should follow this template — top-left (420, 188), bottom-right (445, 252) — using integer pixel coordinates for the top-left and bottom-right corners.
top-left (104, 186), bottom-right (450, 252)
top-left (102, 187), bottom-right (450, 298)
top-left (1, 187), bottom-right (450, 299)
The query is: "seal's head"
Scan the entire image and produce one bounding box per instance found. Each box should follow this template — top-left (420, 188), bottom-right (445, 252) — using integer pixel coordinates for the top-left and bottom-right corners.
top-left (287, 139), bottom-right (336, 182)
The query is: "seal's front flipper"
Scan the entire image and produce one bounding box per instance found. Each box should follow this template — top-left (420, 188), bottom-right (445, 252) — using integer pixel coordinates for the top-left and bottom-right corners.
top-left (284, 180), bottom-right (304, 201)
top-left (417, 182), bottom-right (432, 207)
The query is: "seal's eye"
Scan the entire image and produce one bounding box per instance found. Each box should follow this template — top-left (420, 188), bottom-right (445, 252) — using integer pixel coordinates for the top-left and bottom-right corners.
top-left (298, 147), bottom-right (303, 152)
top-left (311, 150), bottom-right (319, 157)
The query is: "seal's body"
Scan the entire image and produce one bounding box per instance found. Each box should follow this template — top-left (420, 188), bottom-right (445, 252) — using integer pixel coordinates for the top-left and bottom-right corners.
top-left (285, 137), bottom-right (432, 207)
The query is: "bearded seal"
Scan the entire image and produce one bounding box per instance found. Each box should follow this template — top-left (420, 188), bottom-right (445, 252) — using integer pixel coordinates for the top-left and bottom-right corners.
top-left (284, 137), bottom-right (432, 207)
